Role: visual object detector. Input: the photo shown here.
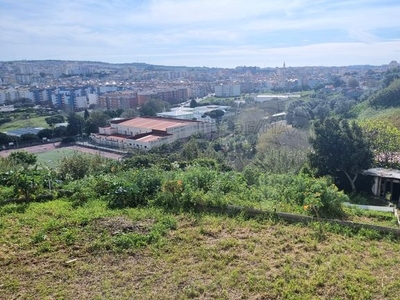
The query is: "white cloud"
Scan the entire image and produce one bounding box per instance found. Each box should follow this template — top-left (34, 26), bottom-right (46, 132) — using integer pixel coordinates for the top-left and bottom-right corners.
top-left (0, 0), bottom-right (399, 67)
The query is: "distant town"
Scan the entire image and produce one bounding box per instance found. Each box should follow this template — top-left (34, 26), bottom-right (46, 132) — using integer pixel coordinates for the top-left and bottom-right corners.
top-left (0, 60), bottom-right (398, 111)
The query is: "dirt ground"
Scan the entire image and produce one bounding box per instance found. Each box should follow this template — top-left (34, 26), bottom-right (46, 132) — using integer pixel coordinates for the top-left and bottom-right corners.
top-left (0, 142), bottom-right (125, 160)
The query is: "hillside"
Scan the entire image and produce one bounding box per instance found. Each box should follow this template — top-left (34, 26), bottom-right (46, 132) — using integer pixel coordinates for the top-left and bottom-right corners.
top-left (1, 198), bottom-right (400, 299)
top-left (356, 105), bottom-right (400, 129)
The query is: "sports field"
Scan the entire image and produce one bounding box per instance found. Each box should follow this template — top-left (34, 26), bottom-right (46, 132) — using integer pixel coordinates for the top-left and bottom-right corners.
top-left (0, 143), bottom-right (124, 163)
top-left (36, 148), bottom-right (79, 166)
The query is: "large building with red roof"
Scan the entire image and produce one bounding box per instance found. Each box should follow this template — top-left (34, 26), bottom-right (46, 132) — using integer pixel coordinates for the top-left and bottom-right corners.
top-left (90, 117), bottom-right (214, 150)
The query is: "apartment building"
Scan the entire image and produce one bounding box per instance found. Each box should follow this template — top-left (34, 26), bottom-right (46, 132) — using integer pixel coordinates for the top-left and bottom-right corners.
top-left (214, 84), bottom-right (241, 97)
top-left (97, 91), bottom-right (138, 110)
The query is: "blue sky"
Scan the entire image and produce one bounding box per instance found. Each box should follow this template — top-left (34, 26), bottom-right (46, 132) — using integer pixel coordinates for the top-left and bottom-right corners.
top-left (0, 0), bottom-right (399, 68)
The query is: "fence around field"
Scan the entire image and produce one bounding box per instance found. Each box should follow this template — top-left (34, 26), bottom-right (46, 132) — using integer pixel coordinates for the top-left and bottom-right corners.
top-left (75, 141), bottom-right (128, 155)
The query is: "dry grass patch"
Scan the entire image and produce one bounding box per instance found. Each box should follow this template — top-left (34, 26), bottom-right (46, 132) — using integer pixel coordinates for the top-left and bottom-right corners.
top-left (2, 201), bottom-right (400, 299)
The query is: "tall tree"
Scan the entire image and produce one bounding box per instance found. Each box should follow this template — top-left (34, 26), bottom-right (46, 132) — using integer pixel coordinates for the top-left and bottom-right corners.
top-left (121, 109), bottom-right (138, 118)
top-left (66, 113), bottom-right (85, 136)
top-left (84, 109), bottom-right (90, 120)
top-left (0, 132), bottom-right (9, 146)
top-left (140, 99), bottom-right (169, 116)
top-left (190, 99), bottom-right (197, 108)
top-left (45, 115), bottom-right (65, 127)
top-left (85, 110), bottom-right (109, 134)
top-left (360, 120), bottom-right (400, 168)
top-left (309, 118), bottom-right (373, 193)
top-left (369, 79), bottom-right (400, 108)
top-left (347, 77), bottom-right (359, 89)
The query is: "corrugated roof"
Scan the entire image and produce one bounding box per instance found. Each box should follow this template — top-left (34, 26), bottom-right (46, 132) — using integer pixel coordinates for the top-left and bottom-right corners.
top-left (117, 117), bottom-right (196, 131)
top-left (362, 168), bottom-right (400, 180)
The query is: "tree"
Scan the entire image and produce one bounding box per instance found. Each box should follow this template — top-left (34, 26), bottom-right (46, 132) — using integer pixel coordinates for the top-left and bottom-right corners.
top-left (347, 77), bottom-right (359, 89)
top-left (360, 120), bottom-right (400, 168)
top-left (38, 128), bottom-right (54, 140)
top-left (190, 99), bottom-right (197, 108)
top-left (256, 124), bottom-right (309, 174)
top-left (8, 151), bottom-right (37, 165)
top-left (104, 109), bottom-right (121, 119)
top-left (0, 132), bottom-right (9, 146)
top-left (84, 109), bottom-right (90, 120)
top-left (309, 118), bottom-right (373, 193)
top-left (140, 99), bottom-right (169, 116)
top-left (85, 110), bottom-right (109, 134)
top-left (20, 133), bottom-right (40, 143)
top-left (121, 109), bottom-right (138, 118)
top-left (45, 115), bottom-right (65, 127)
top-left (66, 113), bottom-right (85, 136)
top-left (53, 126), bottom-right (67, 138)
top-left (203, 109), bottom-right (225, 124)
top-left (369, 79), bottom-right (400, 108)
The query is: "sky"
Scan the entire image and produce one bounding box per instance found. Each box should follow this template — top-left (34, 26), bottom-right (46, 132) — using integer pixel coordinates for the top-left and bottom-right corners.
top-left (0, 0), bottom-right (400, 68)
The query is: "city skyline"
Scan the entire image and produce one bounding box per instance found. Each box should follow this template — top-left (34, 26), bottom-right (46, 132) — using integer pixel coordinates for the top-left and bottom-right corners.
top-left (1, 0), bottom-right (400, 68)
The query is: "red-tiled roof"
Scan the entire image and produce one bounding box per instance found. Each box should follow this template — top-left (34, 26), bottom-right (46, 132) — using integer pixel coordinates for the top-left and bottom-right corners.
top-left (116, 117), bottom-right (196, 131)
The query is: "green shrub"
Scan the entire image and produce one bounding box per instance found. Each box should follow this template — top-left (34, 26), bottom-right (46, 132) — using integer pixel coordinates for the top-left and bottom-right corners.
top-left (57, 152), bottom-right (115, 181)
top-left (259, 174), bottom-right (348, 218)
top-left (61, 136), bottom-right (76, 144)
top-left (106, 169), bottom-right (162, 208)
top-left (151, 167), bottom-right (252, 211)
top-left (242, 164), bottom-right (261, 186)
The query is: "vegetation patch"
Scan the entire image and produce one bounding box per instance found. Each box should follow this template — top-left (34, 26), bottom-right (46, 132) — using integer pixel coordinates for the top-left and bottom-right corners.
top-left (92, 216), bottom-right (155, 235)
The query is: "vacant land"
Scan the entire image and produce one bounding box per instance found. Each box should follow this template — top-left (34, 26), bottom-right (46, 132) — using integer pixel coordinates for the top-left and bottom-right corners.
top-left (0, 116), bottom-right (49, 132)
top-left (1, 199), bottom-right (400, 299)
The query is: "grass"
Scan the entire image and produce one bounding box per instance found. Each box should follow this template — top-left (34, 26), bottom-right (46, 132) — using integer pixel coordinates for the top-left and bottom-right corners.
top-left (344, 207), bottom-right (398, 228)
top-left (36, 148), bottom-right (82, 166)
top-left (0, 116), bottom-right (49, 132)
top-left (2, 198), bottom-right (400, 299)
top-left (369, 108), bottom-right (400, 129)
top-left (354, 103), bottom-right (400, 129)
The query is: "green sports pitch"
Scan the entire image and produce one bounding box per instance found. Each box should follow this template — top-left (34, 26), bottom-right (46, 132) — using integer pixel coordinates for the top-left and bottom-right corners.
top-left (36, 148), bottom-right (83, 166)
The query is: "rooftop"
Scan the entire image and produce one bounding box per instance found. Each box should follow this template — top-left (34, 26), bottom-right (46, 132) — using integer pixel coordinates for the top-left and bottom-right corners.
top-left (363, 168), bottom-right (400, 180)
top-left (113, 117), bottom-right (197, 131)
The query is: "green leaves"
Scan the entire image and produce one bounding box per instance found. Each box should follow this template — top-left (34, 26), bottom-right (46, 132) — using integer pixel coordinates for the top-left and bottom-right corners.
top-left (359, 119), bottom-right (400, 168)
top-left (369, 79), bottom-right (400, 108)
top-left (309, 118), bottom-right (374, 192)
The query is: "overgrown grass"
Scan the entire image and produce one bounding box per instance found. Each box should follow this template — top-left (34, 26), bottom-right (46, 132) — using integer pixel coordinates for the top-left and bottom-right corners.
top-left (0, 116), bottom-right (49, 132)
top-left (1, 199), bottom-right (400, 299)
top-left (355, 104), bottom-right (400, 129)
top-left (343, 206), bottom-right (398, 228)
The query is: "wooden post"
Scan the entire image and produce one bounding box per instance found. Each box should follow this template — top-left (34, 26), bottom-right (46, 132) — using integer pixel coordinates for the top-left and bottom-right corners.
top-left (383, 178), bottom-right (387, 198)
top-left (390, 179), bottom-right (394, 201)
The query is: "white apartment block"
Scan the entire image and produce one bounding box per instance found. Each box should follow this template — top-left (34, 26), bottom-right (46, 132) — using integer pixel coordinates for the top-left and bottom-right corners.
top-left (75, 96), bottom-right (88, 109)
top-left (214, 84), bottom-right (241, 97)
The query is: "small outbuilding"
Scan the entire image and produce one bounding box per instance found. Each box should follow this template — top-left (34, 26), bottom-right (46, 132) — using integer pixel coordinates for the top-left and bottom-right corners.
top-left (362, 168), bottom-right (400, 202)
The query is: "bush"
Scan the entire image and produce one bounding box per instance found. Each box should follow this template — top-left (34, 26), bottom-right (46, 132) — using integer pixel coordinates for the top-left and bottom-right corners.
top-left (105, 169), bottom-right (163, 208)
top-left (259, 174), bottom-right (348, 218)
top-left (151, 166), bottom-right (251, 211)
top-left (57, 152), bottom-right (116, 181)
top-left (61, 136), bottom-right (76, 144)
top-left (8, 151), bottom-right (37, 165)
